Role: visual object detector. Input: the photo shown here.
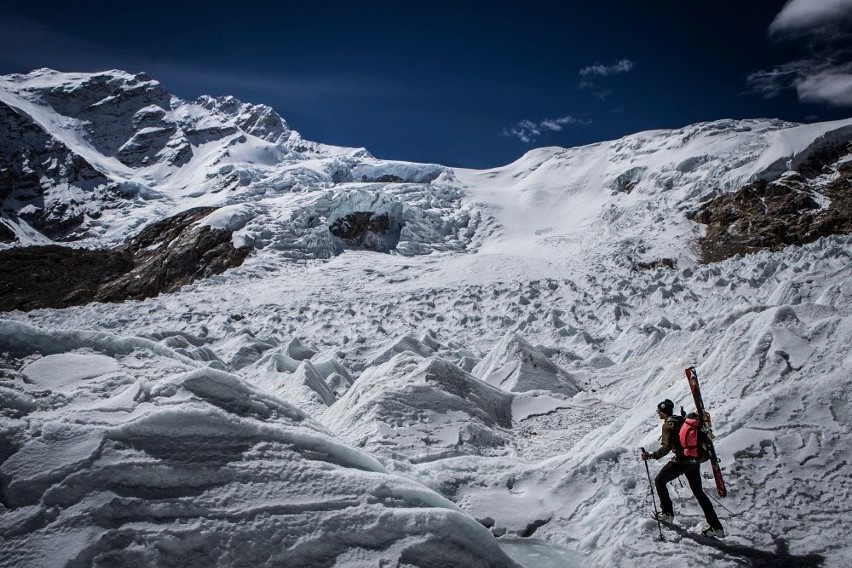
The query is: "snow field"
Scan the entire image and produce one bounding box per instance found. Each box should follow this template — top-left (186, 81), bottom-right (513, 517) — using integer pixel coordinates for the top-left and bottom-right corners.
top-left (0, 327), bottom-right (518, 567)
top-left (3, 70), bottom-right (852, 566)
top-left (5, 232), bottom-right (849, 565)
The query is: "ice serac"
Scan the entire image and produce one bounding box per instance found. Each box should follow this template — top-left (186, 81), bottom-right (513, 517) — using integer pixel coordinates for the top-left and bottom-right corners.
top-left (0, 322), bottom-right (519, 568)
top-left (473, 332), bottom-right (583, 396)
top-left (322, 352), bottom-right (514, 463)
top-left (368, 333), bottom-right (436, 366)
top-left (248, 356), bottom-right (337, 418)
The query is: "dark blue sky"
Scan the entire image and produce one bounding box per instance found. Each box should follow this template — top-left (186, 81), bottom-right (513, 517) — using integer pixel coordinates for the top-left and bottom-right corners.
top-left (1, 0), bottom-right (850, 167)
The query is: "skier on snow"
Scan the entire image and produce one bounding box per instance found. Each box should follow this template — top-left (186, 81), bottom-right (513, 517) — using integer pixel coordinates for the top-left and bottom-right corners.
top-left (641, 399), bottom-right (726, 538)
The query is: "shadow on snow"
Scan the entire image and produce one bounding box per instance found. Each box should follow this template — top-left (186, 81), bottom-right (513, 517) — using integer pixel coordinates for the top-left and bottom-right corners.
top-left (663, 523), bottom-right (825, 568)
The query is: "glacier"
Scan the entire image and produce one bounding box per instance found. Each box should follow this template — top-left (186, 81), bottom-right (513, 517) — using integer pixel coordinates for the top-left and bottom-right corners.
top-left (2, 69), bottom-right (852, 567)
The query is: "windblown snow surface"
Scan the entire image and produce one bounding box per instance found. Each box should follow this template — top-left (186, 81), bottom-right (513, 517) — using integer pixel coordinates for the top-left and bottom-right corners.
top-left (2, 70), bottom-right (852, 567)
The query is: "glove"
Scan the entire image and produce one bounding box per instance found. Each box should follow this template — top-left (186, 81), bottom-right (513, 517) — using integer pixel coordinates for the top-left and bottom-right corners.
top-left (641, 451), bottom-right (651, 461)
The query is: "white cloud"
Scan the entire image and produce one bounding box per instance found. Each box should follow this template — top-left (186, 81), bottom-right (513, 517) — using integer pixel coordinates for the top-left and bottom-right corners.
top-left (749, 1), bottom-right (852, 107)
top-left (769, 0), bottom-right (852, 35)
top-left (578, 63), bottom-right (629, 101)
top-left (579, 59), bottom-right (635, 77)
top-left (748, 58), bottom-right (852, 107)
top-left (795, 66), bottom-right (852, 106)
top-left (502, 115), bottom-right (590, 143)
top-left (540, 115), bottom-right (583, 131)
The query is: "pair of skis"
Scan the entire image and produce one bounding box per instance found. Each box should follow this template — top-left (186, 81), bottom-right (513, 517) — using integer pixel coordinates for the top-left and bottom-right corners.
top-left (684, 366), bottom-right (727, 498)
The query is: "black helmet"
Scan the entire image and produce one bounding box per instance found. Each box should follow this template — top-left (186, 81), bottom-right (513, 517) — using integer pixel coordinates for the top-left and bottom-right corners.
top-left (657, 399), bottom-right (674, 416)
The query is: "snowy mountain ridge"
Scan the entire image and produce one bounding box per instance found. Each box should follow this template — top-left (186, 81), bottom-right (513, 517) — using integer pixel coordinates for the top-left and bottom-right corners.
top-left (0, 69), bottom-right (447, 247)
top-left (3, 68), bottom-right (851, 265)
top-left (2, 69), bottom-right (852, 567)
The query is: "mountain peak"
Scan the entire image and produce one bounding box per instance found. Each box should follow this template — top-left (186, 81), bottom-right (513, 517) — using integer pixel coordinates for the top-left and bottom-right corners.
top-left (196, 93), bottom-right (292, 143)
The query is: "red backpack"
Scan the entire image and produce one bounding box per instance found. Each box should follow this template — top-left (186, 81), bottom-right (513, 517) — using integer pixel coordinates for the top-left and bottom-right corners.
top-left (679, 417), bottom-right (700, 458)
top-left (679, 412), bottom-right (711, 461)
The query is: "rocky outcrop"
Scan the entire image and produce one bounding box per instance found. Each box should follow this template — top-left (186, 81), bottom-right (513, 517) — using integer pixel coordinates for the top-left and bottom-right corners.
top-left (0, 207), bottom-right (249, 311)
top-left (0, 246), bottom-right (133, 311)
top-left (31, 70), bottom-right (189, 169)
top-left (326, 191), bottom-right (405, 252)
top-left (0, 100), bottom-right (112, 239)
top-left (634, 258), bottom-right (676, 271)
top-left (196, 95), bottom-right (292, 144)
top-left (328, 211), bottom-right (399, 250)
top-left (97, 208), bottom-right (249, 301)
top-left (691, 148), bottom-right (852, 263)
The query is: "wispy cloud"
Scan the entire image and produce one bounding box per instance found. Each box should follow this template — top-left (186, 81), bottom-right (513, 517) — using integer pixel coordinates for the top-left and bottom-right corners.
top-left (502, 115), bottom-right (590, 143)
top-left (747, 59), bottom-right (852, 106)
top-left (749, 0), bottom-right (852, 108)
top-left (579, 80), bottom-right (613, 100)
top-left (579, 59), bottom-right (635, 77)
top-left (578, 59), bottom-right (634, 101)
top-left (747, 60), bottom-right (811, 99)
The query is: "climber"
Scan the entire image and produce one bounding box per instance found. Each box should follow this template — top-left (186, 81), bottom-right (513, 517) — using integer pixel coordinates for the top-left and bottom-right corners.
top-left (641, 399), bottom-right (725, 538)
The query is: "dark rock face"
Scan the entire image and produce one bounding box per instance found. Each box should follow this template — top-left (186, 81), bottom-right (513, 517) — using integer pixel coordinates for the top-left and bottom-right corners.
top-left (0, 100), bottom-right (112, 239)
top-left (329, 211), bottom-right (390, 239)
top-left (635, 258), bottom-right (676, 270)
top-left (0, 207), bottom-right (249, 311)
top-left (97, 208), bottom-right (250, 301)
top-left (0, 246), bottom-right (133, 311)
top-left (328, 211), bottom-right (401, 252)
top-left (196, 95), bottom-right (291, 144)
top-left (0, 221), bottom-right (15, 243)
top-left (362, 174), bottom-right (404, 183)
top-left (691, 145), bottom-right (852, 263)
top-left (35, 72), bottom-right (181, 168)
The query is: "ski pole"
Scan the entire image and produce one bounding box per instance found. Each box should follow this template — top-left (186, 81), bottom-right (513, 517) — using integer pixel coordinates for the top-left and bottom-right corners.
top-left (641, 447), bottom-right (665, 542)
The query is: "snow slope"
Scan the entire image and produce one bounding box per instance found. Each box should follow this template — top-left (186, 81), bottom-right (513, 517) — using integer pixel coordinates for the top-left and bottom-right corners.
top-left (0, 321), bottom-right (517, 568)
top-left (2, 70), bottom-right (852, 567)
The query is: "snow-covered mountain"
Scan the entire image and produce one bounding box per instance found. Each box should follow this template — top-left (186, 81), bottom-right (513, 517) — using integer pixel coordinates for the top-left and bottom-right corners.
top-left (0, 69), bottom-right (453, 252)
top-left (2, 69), bottom-right (852, 567)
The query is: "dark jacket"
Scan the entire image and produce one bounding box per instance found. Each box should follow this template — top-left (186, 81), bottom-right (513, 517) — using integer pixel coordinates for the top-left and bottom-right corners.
top-left (650, 416), bottom-right (685, 461)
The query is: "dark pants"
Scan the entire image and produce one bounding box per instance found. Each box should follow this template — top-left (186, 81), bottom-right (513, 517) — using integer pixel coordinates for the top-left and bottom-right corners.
top-left (655, 460), bottom-right (722, 530)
